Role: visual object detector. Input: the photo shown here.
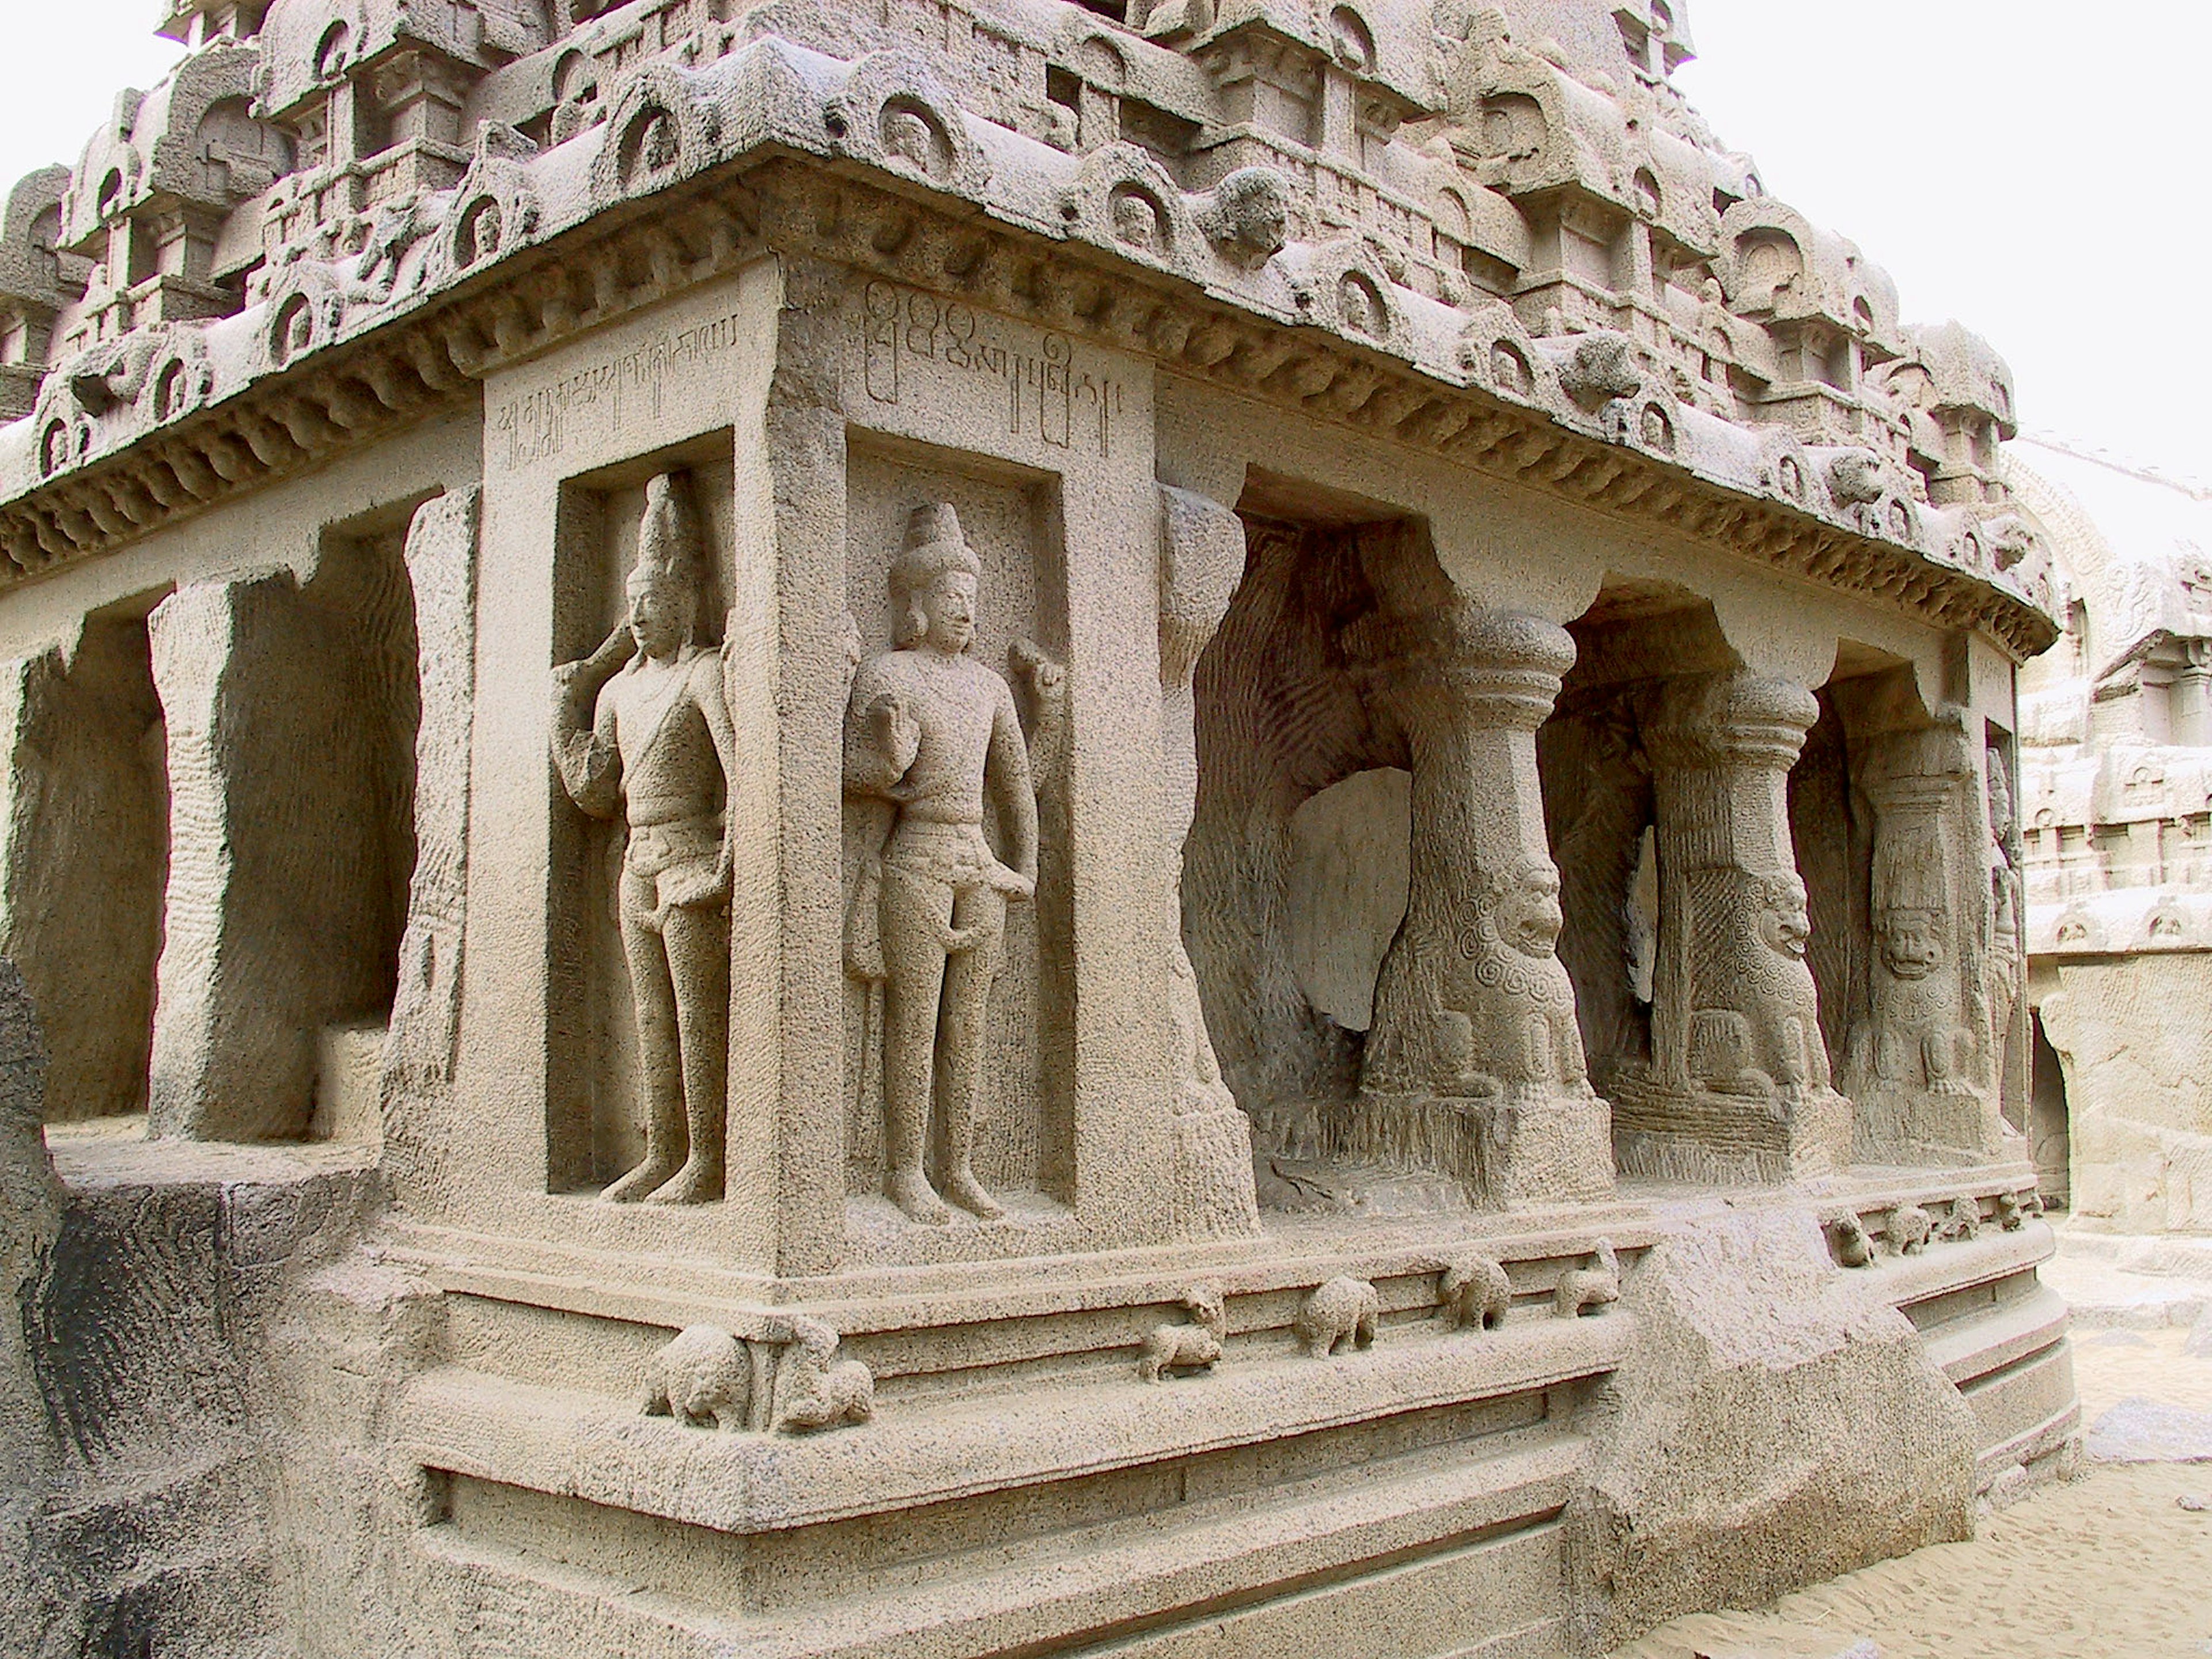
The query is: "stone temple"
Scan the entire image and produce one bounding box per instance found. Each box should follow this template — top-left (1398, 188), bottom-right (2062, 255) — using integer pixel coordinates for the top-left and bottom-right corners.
top-left (2013, 435), bottom-right (2212, 1234)
top-left (0, 0), bottom-right (2071, 1654)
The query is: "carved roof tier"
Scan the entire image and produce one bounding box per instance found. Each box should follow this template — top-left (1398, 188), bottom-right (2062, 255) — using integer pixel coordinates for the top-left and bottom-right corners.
top-left (0, 0), bottom-right (2057, 655)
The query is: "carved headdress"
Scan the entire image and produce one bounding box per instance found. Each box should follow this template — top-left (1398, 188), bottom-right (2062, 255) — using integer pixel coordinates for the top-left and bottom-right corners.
top-left (891, 501), bottom-right (982, 647)
top-left (632, 471), bottom-right (703, 596)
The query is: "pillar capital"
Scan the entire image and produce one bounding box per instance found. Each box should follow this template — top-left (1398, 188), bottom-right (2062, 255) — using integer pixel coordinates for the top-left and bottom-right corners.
top-left (1646, 668), bottom-right (1819, 772)
top-left (1353, 605), bottom-right (1576, 733)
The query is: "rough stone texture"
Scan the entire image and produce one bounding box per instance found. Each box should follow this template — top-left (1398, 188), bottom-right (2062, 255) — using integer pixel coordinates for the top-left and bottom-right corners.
top-left (383, 487), bottom-right (480, 1119)
top-left (1567, 1210), bottom-right (1979, 1652)
top-left (0, 627), bottom-right (165, 1122)
top-left (2034, 953), bottom-right (2212, 1231)
top-left (0, 956), bottom-right (62, 1642)
top-left (2082, 1395), bottom-right (2212, 1463)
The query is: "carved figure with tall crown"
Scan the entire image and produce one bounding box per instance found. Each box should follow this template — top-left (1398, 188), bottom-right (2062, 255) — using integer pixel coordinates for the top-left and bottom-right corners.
top-left (844, 504), bottom-right (1038, 1224)
top-left (550, 472), bottom-right (737, 1204)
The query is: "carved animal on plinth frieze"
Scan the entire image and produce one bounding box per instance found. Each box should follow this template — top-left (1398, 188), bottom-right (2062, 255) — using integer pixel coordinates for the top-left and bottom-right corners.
top-left (1440, 1252), bottom-right (1512, 1331)
top-left (1294, 1277), bottom-right (1380, 1357)
top-left (1937, 1193), bottom-right (1982, 1241)
top-left (1139, 1282), bottom-right (1228, 1382)
top-left (1555, 1240), bottom-right (1620, 1317)
top-left (639, 1324), bottom-right (749, 1432)
top-left (1824, 1213), bottom-right (1874, 1268)
top-left (1994, 1188), bottom-right (2041, 1231)
top-left (771, 1317), bottom-right (874, 1433)
top-left (1886, 1203), bottom-right (1933, 1256)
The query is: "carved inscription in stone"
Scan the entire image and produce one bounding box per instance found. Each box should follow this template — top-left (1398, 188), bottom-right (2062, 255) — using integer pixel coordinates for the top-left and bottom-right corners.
top-left (491, 309), bottom-right (750, 470)
top-left (859, 281), bottom-right (1127, 458)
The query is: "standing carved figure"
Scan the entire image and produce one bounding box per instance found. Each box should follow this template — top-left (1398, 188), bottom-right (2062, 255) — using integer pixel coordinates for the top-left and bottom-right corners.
top-left (1985, 746), bottom-right (2025, 1099)
top-left (844, 505), bottom-right (1037, 1224)
top-left (551, 473), bottom-right (736, 1204)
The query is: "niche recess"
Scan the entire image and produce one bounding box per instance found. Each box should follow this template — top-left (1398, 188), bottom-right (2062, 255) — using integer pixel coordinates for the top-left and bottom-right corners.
top-left (1185, 474), bottom-right (1441, 1165)
top-left (840, 432), bottom-right (1073, 1209)
top-left (11, 599), bottom-right (168, 1122)
top-left (546, 432), bottom-right (737, 1192)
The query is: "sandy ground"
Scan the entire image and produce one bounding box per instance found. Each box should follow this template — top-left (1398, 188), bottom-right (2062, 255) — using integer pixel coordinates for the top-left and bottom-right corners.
top-left (1607, 1302), bottom-right (2212, 1658)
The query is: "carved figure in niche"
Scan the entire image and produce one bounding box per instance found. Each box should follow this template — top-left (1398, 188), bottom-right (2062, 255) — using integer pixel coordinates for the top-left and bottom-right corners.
top-left (1885, 1203), bottom-right (1932, 1256)
top-left (844, 504), bottom-right (1037, 1225)
top-left (1440, 1252), bottom-right (1510, 1331)
top-left (1688, 871), bottom-right (1831, 1104)
top-left (1986, 748), bottom-right (2024, 1093)
top-left (1824, 1213), bottom-right (1874, 1269)
top-left (1195, 167), bottom-right (1289, 269)
top-left (1554, 1240), bottom-right (1619, 1317)
top-left (1138, 1282), bottom-right (1226, 1382)
top-left (1432, 855), bottom-right (1592, 1105)
top-left (770, 1316), bottom-right (874, 1433)
top-left (640, 1324), bottom-right (748, 1431)
top-left (552, 473), bottom-right (735, 1205)
top-left (1294, 1277), bottom-right (1380, 1357)
top-left (346, 189), bottom-right (445, 304)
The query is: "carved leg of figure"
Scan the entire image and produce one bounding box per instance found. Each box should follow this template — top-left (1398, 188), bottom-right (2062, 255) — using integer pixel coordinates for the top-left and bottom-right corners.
top-left (606, 871), bottom-right (685, 1202)
top-left (881, 870), bottom-right (954, 1225)
top-left (645, 896), bottom-right (730, 1205)
top-left (935, 883), bottom-right (1007, 1221)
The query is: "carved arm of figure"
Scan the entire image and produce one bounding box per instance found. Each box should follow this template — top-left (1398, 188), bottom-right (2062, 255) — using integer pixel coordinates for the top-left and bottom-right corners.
top-left (550, 624), bottom-right (637, 818)
top-left (844, 685), bottom-right (922, 797)
top-left (985, 679), bottom-right (1039, 900)
top-left (1007, 639), bottom-right (1069, 800)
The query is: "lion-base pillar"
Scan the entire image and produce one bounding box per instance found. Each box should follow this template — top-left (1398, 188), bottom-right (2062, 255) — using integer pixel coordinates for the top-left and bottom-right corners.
top-left (1331, 608), bottom-right (1613, 1208)
top-left (1615, 668), bottom-right (1852, 1183)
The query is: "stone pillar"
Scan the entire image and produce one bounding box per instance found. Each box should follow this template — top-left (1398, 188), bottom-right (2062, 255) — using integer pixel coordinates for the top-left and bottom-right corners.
top-left (381, 488), bottom-right (480, 1127)
top-left (146, 573), bottom-right (392, 1141)
top-left (1619, 668), bottom-right (1850, 1181)
top-left (0, 629), bottom-right (165, 1123)
top-left (1340, 607), bottom-right (1613, 1207)
top-left (1157, 484), bottom-right (1261, 1236)
top-left (1844, 719), bottom-right (2010, 1162)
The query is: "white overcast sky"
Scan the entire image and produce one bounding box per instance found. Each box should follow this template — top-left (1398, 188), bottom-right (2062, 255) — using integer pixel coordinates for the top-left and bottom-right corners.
top-left (0, 0), bottom-right (2203, 475)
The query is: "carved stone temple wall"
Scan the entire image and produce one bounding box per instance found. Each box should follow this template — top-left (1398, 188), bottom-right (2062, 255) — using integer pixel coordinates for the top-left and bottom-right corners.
top-left (0, 1), bottom-right (2073, 1655)
top-left (2014, 435), bottom-right (2212, 1232)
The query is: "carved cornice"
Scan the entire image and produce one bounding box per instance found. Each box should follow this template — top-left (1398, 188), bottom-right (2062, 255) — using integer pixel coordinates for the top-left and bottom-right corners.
top-left (0, 126), bottom-right (2058, 662)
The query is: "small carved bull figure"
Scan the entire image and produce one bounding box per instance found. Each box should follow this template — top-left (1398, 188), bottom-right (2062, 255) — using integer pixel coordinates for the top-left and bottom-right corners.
top-left (1139, 1281), bottom-right (1228, 1382)
top-left (1824, 1213), bottom-right (1874, 1269)
top-left (1554, 1240), bottom-right (1620, 1317)
top-left (1440, 1252), bottom-right (1512, 1332)
top-left (771, 1316), bottom-right (874, 1433)
top-left (1886, 1203), bottom-right (1934, 1256)
top-left (1937, 1193), bottom-right (1982, 1242)
top-left (1294, 1277), bottom-right (1380, 1357)
top-left (640, 1324), bottom-right (749, 1432)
